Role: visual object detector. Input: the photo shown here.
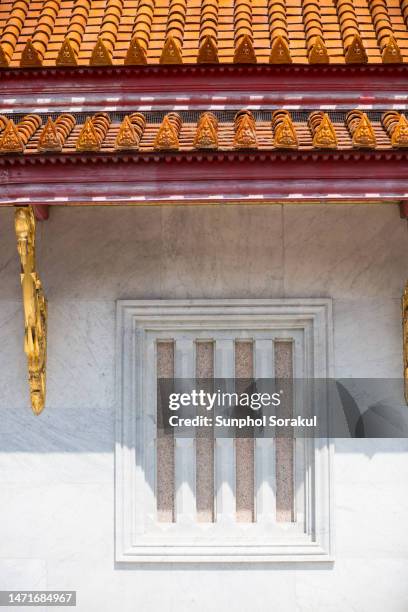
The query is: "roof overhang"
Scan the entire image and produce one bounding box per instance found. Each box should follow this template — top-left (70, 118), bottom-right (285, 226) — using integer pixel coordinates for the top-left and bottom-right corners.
top-left (1, 63), bottom-right (408, 113)
top-left (1, 149), bottom-right (408, 213)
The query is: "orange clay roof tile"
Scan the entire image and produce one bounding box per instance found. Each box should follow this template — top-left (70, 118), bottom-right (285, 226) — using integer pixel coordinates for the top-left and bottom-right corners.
top-left (0, 109), bottom-right (405, 155)
top-left (1, 0), bottom-right (408, 67)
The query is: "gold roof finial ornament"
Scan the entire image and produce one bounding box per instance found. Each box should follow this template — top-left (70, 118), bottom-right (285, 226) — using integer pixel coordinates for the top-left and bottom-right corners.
top-left (57, 38), bottom-right (78, 66)
top-left (115, 116), bottom-right (139, 150)
top-left (0, 120), bottom-right (24, 153)
top-left (308, 111), bottom-right (337, 148)
top-left (76, 117), bottom-right (101, 151)
top-left (125, 36), bottom-right (147, 65)
top-left (267, 0), bottom-right (292, 64)
top-left (234, 35), bottom-right (257, 63)
top-left (302, 0), bottom-right (329, 64)
top-left (233, 110), bottom-right (258, 149)
top-left (37, 115), bottom-right (76, 152)
top-left (160, 36), bottom-right (183, 64)
top-left (272, 110), bottom-right (298, 149)
top-left (90, 37), bottom-right (113, 66)
top-left (154, 113), bottom-right (182, 150)
top-left (194, 112), bottom-right (218, 149)
top-left (15, 206), bottom-right (47, 415)
top-left (20, 38), bottom-right (42, 67)
top-left (56, 0), bottom-right (91, 66)
top-left (197, 35), bottom-right (219, 63)
top-left (382, 35), bottom-right (402, 63)
top-left (198, 0), bottom-right (219, 63)
top-left (335, 0), bottom-right (368, 63)
top-left (309, 35), bottom-right (329, 63)
top-left (347, 110), bottom-right (376, 148)
top-left (2, 114), bottom-right (42, 153)
top-left (38, 118), bottom-right (62, 152)
top-left (391, 114), bottom-right (408, 147)
top-left (233, 0), bottom-right (255, 63)
top-left (270, 35), bottom-right (292, 64)
top-left (403, 282), bottom-right (408, 404)
top-left (382, 111), bottom-right (408, 147)
top-left (345, 33), bottom-right (368, 63)
top-left (125, 0), bottom-right (154, 64)
top-left (90, 0), bottom-right (123, 65)
top-left (161, 0), bottom-right (187, 63)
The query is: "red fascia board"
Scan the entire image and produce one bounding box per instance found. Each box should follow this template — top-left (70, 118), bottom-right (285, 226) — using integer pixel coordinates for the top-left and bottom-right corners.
top-left (1, 63), bottom-right (408, 112)
top-left (1, 149), bottom-right (408, 204)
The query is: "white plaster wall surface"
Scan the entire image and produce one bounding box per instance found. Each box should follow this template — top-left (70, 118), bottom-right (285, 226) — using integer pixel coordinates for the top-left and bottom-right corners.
top-left (0, 204), bottom-right (407, 612)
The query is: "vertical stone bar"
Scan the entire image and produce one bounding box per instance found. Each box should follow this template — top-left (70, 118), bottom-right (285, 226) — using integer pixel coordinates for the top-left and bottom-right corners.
top-left (157, 341), bottom-right (175, 522)
top-left (215, 339), bottom-right (235, 523)
top-left (174, 339), bottom-right (196, 523)
top-left (255, 339), bottom-right (276, 523)
top-left (235, 340), bottom-right (255, 523)
top-left (275, 340), bottom-right (295, 522)
top-left (196, 341), bottom-right (215, 522)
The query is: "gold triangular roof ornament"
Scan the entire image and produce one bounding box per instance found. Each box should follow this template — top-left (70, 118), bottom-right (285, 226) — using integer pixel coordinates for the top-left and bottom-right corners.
top-left (76, 118), bottom-right (100, 151)
top-left (0, 43), bottom-right (9, 67)
top-left (125, 36), bottom-right (147, 65)
top-left (233, 35), bottom-right (257, 64)
top-left (90, 38), bottom-right (112, 66)
top-left (197, 35), bottom-right (219, 63)
top-left (382, 35), bottom-right (402, 63)
top-left (160, 36), bottom-right (183, 64)
top-left (313, 114), bottom-right (337, 148)
top-left (38, 118), bottom-right (62, 152)
top-left (56, 38), bottom-right (78, 66)
top-left (154, 116), bottom-right (179, 150)
top-left (234, 115), bottom-right (258, 148)
top-left (309, 36), bottom-right (329, 64)
top-left (274, 116), bottom-right (298, 148)
top-left (391, 114), bottom-right (408, 148)
top-left (345, 34), bottom-right (368, 63)
top-left (194, 115), bottom-right (218, 149)
top-left (115, 116), bottom-right (139, 150)
top-left (352, 113), bottom-right (376, 148)
top-left (0, 120), bottom-right (24, 153)
top-left (270, 35), bottom-right (292, 64)
top-left (20, 39), bottom-right (42, 67)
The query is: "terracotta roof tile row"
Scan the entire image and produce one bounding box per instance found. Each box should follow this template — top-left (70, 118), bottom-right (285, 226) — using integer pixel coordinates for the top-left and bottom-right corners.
top-left (1, 0), bottom-right (408, 67)
top-left (0, 109), bottom-right (408, 154)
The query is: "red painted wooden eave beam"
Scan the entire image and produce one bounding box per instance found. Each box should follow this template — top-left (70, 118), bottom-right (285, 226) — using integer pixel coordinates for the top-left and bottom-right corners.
top-left (2, 149), bottom-right (408, 207)
top-left (1, 63), bottom-right (408, 111)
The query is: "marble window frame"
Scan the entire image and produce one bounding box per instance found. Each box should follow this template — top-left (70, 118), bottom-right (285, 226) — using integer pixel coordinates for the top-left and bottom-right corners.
top-left (115, 299), bottom-right (334, 563)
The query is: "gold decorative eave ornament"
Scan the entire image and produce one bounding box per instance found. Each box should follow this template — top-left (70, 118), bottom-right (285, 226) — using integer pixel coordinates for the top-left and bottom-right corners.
top-left (15, 206), bottom-right (47, 415)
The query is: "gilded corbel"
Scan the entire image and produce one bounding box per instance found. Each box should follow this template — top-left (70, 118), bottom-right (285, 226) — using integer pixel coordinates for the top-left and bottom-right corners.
top-left (15, 207), bottom-right (47, 415)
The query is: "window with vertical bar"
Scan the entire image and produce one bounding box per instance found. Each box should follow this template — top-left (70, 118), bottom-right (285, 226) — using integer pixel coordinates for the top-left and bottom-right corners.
top-left (116, 300), bottom-right (334, 562)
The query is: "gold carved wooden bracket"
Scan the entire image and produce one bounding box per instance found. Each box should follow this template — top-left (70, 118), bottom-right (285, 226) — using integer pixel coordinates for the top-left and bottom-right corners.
top-left (15, 206), bottom-right (47, 415)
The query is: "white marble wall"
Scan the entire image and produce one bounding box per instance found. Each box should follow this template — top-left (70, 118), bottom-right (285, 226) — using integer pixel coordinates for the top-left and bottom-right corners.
top-left (0, 204), bottom-right (407, 612)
